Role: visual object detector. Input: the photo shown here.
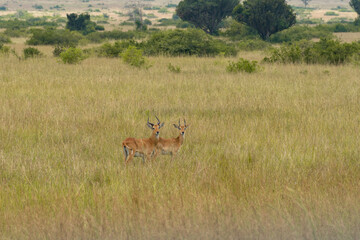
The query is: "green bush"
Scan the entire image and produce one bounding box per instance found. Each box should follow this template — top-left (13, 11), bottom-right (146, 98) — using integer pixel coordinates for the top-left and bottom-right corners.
top-left (238, 39), bottom-right (271, 51)
top-left (222, 21), bottom-right (258, 41)
top-left (59, 47), bottom-right (85, 64)
top-left (96, 40), bottom-right (138, 58)
top-left (86, 30), bottom-right (141, 43)
top-left (4, 28), bottom-right (28, 38)
top-left (53, 45), bottom-right (66, 57)
top-left (263, 39), bottom-right (360, 65)
top-left (0, 33), bottom-right (11, 44)
top-left (121, 46), bottom-right (150, 68)
top-left (27, 28), bottom-right (84, 46)
top-left (269, 25), bottom-right (333, 43)
top-left (143, 29), bottom-right (237, 57)
top-left (23, 47), bottom-right (42, 59)
top-left (226, 58), bottom-right (260, 73)
top-left (0, 43), bottom-right (11, 54)
top-left (315, 23), bottom-right (360, 32)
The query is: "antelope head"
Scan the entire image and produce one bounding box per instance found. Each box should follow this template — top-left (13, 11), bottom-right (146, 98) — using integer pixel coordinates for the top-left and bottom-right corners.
top-left (173, 119), bottom-right (189, 137)
top-left (147, 116), bottom-right (165, 138)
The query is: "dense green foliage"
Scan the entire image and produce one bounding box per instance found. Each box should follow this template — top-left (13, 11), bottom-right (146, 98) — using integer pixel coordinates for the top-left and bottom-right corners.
top-left (86, 30), bottom-right (144, 43)
top-left (0, 18), bottom-right (58, 29)
top-left (66, 13), bottom-right (103, 35)
top-left (143, 29), bottom-right (237, 56)
top-left (350, 0), bottom-right (360, 15)
top-left (0, 33), bottom-right (11, 44)
top-left (176, 0), bottom-right (239, 35)
top-left (237, 39), bottom-right (271, 51)
top-left (59, 47), bottom-right (86, 64)
top-left (226, 58), bottom-right (260, 73)
top-left (96, 41), bottom-right (138, 58)
top-left (222, 20), bottom-right (258, 40)
top-left (269, 25), bottom-right (333, 43)
top-left (23, 47), bottom-right (42, 59)
top-left (233, 0), bottom-right (296, 40)
top-left (0, 43), bottom-right (10, 54)
top-left (121, 46), bottom-right (150, 68)
top-left (26, 29), bottom-right (84, 46)
top-left (264, 39), bottom-right (360, 65)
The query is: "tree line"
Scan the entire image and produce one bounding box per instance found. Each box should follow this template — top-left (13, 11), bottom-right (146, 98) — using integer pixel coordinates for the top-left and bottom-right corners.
top-left (176, 0), bottom-right (360, 40)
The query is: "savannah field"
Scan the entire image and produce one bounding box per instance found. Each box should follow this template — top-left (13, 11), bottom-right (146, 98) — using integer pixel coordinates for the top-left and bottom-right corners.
top-left (1, 46), bottom-right (360, 239)
top-left (1, 0), bottom-right (360, 239)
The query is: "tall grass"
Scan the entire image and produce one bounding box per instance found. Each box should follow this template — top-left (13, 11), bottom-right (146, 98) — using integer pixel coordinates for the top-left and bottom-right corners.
top-left (0, 55), bottom-right (359, 239)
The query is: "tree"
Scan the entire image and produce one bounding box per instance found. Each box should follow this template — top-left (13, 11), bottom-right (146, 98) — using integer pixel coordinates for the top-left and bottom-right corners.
top-left (66, 13), bottom-right (97, 35)
top-left (350, 0), bottom-right (360, 15)
top-left (233, 0), bottom-right (296, 40)
top-left (176, 0), bottom-right (239, 35)
top-left (350, 0), bottom-right (360, 25)
top-left (301, 0), bottom-right (312, 8)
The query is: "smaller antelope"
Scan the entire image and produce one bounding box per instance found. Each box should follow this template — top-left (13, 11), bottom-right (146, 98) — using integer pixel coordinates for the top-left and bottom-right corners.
top-left (122, 116), bottom-right (164, 165)
top-left (154, 119), bottom-right (189, 160)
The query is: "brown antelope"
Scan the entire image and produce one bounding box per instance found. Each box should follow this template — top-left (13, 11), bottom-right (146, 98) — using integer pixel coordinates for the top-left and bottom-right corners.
top-left (154, 119), bottom-right (189, 160)
top-left (122, 116), bottom-right (164, 165)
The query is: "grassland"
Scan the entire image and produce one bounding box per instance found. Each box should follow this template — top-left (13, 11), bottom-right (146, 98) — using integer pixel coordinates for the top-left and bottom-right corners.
top-left (0, 51), bottom-right (359, 239)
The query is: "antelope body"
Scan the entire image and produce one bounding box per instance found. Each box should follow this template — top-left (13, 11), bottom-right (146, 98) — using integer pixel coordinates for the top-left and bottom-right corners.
top-left (154, 119), bottom-right (189, 160)
top-left (122, 117), bottom-right (164, 164)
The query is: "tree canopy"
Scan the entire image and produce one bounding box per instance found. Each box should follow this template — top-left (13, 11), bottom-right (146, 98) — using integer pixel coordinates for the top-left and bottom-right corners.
top-left (66, 13), bottom-right (98, 35)
top-left (350, 0), bottom-right (360, 15)
top-left (176, 0), bottom-right (239, 35)
top-left (233, 0), bottom-right (296, 40)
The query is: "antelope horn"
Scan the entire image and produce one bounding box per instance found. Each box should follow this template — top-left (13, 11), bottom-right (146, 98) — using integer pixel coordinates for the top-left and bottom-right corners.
top-left (155, 115), bottom-right (161, 125)
top-left (184, 119), bottom-right (187, 127)
top-left (147, 117), bottom-right (153, 126)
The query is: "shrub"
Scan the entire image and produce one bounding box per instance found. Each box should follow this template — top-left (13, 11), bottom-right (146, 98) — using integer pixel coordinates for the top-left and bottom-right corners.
top-left (86, 30), bottom-right (140, 43)
top-left (269, 25), bottom-right (333, 43)
top-left (0, 33), bottom-right (11, 44)
top-left (237, 39), bottom-right (271, 51)
top-left (222, 21), bottom-right (258, 41)
top-left (226, 58), bottom-right (260, 73)
top-left (121, 46), bottom-right (150, 68)
top-left (168, 63), bottom-right (181, 73)
top-left (0, 43), bottom-right (11, 54)
top-left (32, 4), bottom-right (43, 10)
top-left (53, 45), bottom-right (66, 57)
top-left (23, 47), bottom-right (42, 59)
top-left (96, 40), bottom-right (138, 57)
top-left (264, 39), bottom-right (360, 65)
top-left (59, 47), bottom-right (85, 64)
top-left (27, 28), bottom-right (84, 46)
top-left (144, 29), bottom-right (237, 57)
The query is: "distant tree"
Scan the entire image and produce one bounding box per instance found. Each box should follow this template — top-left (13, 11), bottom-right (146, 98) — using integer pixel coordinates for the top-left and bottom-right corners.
top-left (350, 0), bottom-right (360, 25)
top-left (176, 0), bottom-right (239, 35)
top-left (350, 0), bottom-right (360, 14)
top-left (233, 0), bottom-right (296, 40)
top-left (66, 13), bottom-right (97, 35)
top-left (301, 0), bottom-right (312, 8)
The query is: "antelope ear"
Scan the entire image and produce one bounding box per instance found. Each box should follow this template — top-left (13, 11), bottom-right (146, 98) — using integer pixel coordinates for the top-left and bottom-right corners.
top-left (173, 124), bottom-right (179, 129)
top-left (147, 122), bottom-right (154, 129)
top-left (185, 124), bottom-right (190, 129)
top-left (160, 122), bottom-right (165, 128)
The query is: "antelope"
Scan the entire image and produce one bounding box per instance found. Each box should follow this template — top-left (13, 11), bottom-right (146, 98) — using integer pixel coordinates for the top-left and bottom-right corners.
top-left (154, 119), bottom-right (189, 160)
top-left (122, 116), bottom-right (164, 165)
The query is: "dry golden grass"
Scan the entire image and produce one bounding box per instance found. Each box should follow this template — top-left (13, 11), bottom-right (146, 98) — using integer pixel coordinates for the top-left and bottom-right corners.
top-left (0, 53), bottom-right (360, 239)
top-left (335, 32), bottom-right (360, 43)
